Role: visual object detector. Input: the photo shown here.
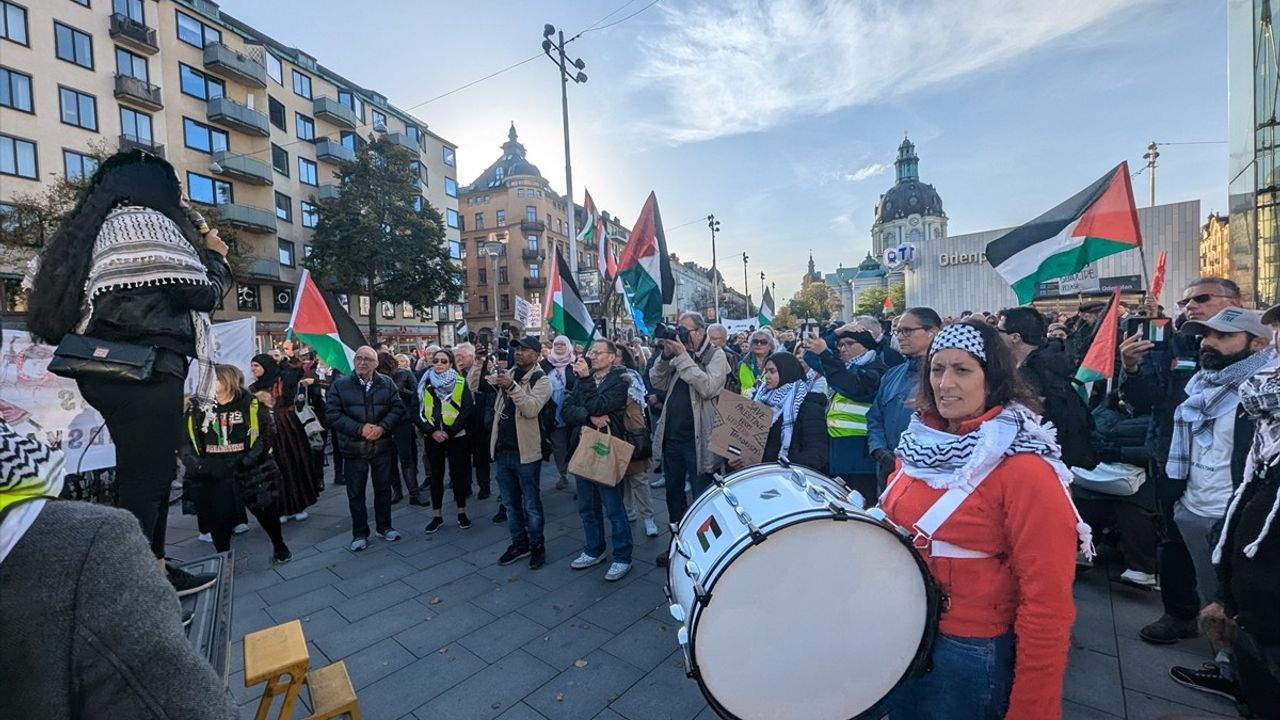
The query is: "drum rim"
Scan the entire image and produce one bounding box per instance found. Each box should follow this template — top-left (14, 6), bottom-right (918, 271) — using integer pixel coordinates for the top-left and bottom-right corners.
top-left (672, 512), bottom-right (943, 720)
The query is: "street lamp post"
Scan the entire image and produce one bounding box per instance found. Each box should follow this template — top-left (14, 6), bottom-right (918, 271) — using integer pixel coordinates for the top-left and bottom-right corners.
top-left (742, 252), bottom-right (751, 317)
top-left (483, 235), bottom-right (506, 334)
top-left (542, 25), bottom-right (587, 273)
top-left (760, 271), bottom-right (766, 309)
top-left (707, 214), bottom-right (721, 320)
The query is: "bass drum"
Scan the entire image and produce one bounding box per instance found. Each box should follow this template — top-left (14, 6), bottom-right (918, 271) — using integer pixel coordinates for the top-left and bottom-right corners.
top-left (665, 463), bottom-right (939, 720)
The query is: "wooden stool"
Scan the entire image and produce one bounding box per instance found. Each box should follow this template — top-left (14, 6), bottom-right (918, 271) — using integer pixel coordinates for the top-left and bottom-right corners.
top-left (243, 619), bottom-right (310, 720)
top-left (304, 661), bottom-right (360, 720)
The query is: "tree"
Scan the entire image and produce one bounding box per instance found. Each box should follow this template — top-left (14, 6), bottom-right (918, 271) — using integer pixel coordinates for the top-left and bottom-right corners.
top-left (787, 282), bottom-right (843, 324)
top-left (772, 306), bottom-right (797, 329)
top-left (853, 282), bottom-right (906, 318)
top-left (306, 136), bottom-right (460, 343)
top-left (686, 286), bottom-right (748, 321)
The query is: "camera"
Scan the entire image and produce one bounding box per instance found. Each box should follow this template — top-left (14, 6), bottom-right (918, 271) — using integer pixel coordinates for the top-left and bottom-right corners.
top-left (654, 322), bottom-right (691, 344)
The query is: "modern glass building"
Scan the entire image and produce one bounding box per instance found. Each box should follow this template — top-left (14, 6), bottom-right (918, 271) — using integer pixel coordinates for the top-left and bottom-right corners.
top-left (1228, 0), bottom-right (1280, 307)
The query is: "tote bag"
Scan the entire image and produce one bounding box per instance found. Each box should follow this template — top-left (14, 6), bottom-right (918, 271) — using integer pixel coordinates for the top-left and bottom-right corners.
top-left (568, 426), bottom-right (634, 487)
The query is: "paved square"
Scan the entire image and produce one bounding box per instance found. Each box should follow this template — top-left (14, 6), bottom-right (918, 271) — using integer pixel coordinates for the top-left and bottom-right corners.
top-left (165, 465), bottom-right (1241, 719)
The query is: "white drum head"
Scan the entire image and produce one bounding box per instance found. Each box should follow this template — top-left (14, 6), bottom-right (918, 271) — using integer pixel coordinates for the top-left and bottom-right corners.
top-left (693, 518), bottom-right (929, 719)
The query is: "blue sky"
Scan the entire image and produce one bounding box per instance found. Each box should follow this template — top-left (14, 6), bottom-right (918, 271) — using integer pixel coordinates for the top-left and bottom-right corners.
top-left (221, 0), bottom-right (1227, 302)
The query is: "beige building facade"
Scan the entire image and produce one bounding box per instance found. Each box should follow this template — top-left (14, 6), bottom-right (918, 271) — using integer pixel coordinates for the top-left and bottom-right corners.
top-left (1199, 212), bottom-right (1231, 281)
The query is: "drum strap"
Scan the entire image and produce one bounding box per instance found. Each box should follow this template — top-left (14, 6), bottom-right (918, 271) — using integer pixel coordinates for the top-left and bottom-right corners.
top-left (911, 487), bottom-right (995, 560)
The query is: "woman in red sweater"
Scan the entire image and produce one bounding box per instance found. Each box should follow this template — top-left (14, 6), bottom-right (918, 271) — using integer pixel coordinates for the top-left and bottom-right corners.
top-left (879, 320), bottom-right (1091, 720)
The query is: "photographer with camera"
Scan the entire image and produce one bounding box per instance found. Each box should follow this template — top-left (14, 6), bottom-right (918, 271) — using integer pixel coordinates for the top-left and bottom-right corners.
top-left (650, 313), bottom-right (730, 568)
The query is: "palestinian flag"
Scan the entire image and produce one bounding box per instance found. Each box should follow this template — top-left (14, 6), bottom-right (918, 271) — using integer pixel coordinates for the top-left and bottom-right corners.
top-left (882, 294), bottom-right (895, 312)
top-left (286, 270), bottom-right (368, 374)
top-left (578, 189), bottom-right (615, 281)
top-left (546, 241), bottom-right (595, 346)
top-left (986, 162), bottom-right (1142, 303)
top-left (456, 319), bottom-right (469, 340)
top-left (1073, 288), bottom-right (1121, 394)
top-left (757, 287), bottom-right (775, 327)
top-left (696, 514), bottom-right (723, 552)
top-left (617, 192), bottom-right (675, 336)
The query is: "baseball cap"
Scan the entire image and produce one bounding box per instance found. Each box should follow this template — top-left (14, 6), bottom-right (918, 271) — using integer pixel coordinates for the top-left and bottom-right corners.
top-left (515, 337), bottom-right (542, 352)
top-left (1263, 303), bottom-right (1280, 325)
top-left (1078, 301), bottom-right (1107, 314)
top-left (1180, 307), bottom-right (1271, 338)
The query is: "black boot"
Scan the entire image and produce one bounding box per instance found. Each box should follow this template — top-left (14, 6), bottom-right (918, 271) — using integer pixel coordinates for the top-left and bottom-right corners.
top-left (477, 485), bottom-right (491, 500)
top-left (492, 506), bottom-right (507, 524)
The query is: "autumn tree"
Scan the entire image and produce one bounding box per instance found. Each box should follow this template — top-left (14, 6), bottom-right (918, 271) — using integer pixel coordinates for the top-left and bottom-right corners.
top-left (853, 282), bottom-right (906, 318)
top-left (787, 282), bottom-right (843, 324)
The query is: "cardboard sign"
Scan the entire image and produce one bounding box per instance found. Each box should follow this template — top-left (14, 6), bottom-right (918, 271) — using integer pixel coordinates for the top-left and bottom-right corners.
top-left (708, 389), bottom-right (774, 466)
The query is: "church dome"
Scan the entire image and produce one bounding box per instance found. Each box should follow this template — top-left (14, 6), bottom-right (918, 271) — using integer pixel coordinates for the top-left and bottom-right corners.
top-left (874, 135), bottom-right (946, 223)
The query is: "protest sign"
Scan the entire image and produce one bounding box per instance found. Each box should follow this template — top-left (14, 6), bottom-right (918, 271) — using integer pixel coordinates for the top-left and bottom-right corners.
top-left (708, 389), bottom-right (773, 466)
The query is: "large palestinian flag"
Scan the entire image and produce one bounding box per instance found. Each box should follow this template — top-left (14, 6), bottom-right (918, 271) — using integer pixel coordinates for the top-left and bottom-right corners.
top-left (986, 162), bottom-right (1142, 303)
top-left (757, 287), bottom-right (775, 327)
top-left (545, 241), bottom-right (595, 346)
top-left (617, 192), bottom-right (675, 336)
top-left (286, 270), bottom-right (368, 374)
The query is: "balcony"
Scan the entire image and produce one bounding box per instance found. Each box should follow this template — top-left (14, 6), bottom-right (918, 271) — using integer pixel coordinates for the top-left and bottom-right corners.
top-left (219, 203), bottom-right (277, 234)
top-left (211, 150), bottom-right (272, 186)
top-left (313, 97), bottom-right (357, 129)
top-left (386, 132), bottom-right (420, 157)
top-left (521, 248), bottom-right (543, 261)
top-left (202, 42), bottom-right (267, 88)
top-left (206, 96), bottom-right (270, 137)
top-left (113, 74), bottom-right (163, 111)
top-left (248, 259), bottom-right (281, 281)
top-left (109, 13), bottom-right (158, 54)
top-left (520, 219), bottom-right (546, 233)
top-left (524, 277), bottom-right (547, 290)
top-left (317, 184), bottom-right (341, 202)
top-left (118, 134), bottom-right (164, 158)
top-left (314, 138), bottom-right (354, 164)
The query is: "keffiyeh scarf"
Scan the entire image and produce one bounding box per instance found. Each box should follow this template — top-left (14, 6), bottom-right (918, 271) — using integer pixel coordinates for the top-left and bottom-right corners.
top-left (425, 368), bottom-right (460, 396)
top-left (623, 368), bottom-right (647, 409)
top-left (77, 207), bottom-right (218, 413)
top-left (1167, 347), bottom-right (1277, 481)
top-left (753, 374), bottom-right (816, 462)
top-left (1213, 355), bottom-right (1280, 562)
top-left (0, 419), bottom-right (65, 565)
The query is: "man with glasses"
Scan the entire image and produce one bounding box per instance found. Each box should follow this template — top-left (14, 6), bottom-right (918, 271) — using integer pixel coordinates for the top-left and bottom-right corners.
top-left (1119, 278), bottom-right (1245, 647)
top-left (803, 325), bottom-right (887, 504)
top-left (325, 346), bottom-right (406, 552)
top-left (867, 307), bottom-right (942, 487)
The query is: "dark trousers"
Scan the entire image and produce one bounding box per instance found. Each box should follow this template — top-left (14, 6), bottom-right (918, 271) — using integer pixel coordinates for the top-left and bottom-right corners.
top-left (191, 480), bottom-right (287, 554)
top-left (390, 422), bottom-right (420, 498)
top-left (661, 438), bottom-right (713, 529)
top-left (79, 373), bottom-right (185, 559)
top-left (1152, 466), bottom-right (1201, 619)
top-left (469, 425), bottom-right (491, 493)
top-left (345, 451), bottom-right (395, 538)
top-left (329, 428), bottom-right (345, 482)
top-left (424, 436), bottom-right (471, 511)
top-left (1077, 496), bottom-right (1159, 574)
top-left (197, 496), bottom-right (246, 534)
top-left (1235, 627), bottom-right (1280, 719)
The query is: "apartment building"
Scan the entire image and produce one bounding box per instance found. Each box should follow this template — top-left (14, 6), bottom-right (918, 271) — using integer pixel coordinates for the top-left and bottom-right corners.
top-left (0, 0), bottom-right (462, 348)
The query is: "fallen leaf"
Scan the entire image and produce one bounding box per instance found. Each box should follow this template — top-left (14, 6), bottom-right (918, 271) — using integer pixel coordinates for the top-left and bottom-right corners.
top-left (429, 596), bottom-right (442, 605)
top-left (437, 646), bottom-right (448, 654)
top-left (552, 604), bottom-right (562, 612)
top-left (573, 659), bottom-right (588, 668)
top-left (491, 703), bottom-right (502, 710)
top-left (556, 692), bottom-right (566, 702)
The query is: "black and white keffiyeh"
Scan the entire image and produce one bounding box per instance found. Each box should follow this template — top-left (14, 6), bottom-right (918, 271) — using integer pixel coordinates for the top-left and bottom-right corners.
top-left (752, 375), bottom-right (815, 462)
top-left (1213, 355), bottom-right (1280, 562)
top-left (930, 323), bottom-right (987, 362)
top-left (0, 419), bottom-right (65, 565)
top-left (1166, 347), bottom-right (1277, 481)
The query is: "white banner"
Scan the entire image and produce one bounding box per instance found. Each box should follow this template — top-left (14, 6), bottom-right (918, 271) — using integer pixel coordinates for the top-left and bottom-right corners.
top-left (526, 303), bottom-right (542, 329)
top-left (514, 295), bottom-right (531, 325)
top-left (722, 318), bottom-right (760, 336)
top-left (184, 317), bottom-right (257, 395)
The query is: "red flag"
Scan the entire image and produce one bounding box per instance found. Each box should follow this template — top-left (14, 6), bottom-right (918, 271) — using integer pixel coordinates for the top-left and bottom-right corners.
top-left (1074, 288), bottom-right (1121, 387)
top-left (882, 295), bottom-right (894, 310)
top-left (1150, 249), bottom-right (1167, 301)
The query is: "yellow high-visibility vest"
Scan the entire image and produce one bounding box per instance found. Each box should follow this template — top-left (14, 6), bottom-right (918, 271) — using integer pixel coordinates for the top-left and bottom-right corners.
top-left (827, 392), bottom-right (869, 438)
top-left (422, 380), bottom-right (466, 428)
top-left (188, 398), bottom-right (260, 452)
top-left (739, 362), bottom-right (758, 397)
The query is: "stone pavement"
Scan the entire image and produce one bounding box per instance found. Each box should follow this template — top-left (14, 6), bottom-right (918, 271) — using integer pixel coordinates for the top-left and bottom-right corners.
top-left (163, 464), bottom-right (1243, 720)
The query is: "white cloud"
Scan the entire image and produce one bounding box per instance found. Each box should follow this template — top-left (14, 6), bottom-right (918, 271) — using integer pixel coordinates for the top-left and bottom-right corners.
top-left (634, 0), bottom-right (1147, 143)
top-left (843, 163), bottom-right (889, 182)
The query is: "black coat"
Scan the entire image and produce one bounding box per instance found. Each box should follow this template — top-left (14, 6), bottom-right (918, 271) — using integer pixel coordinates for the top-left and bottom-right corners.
top-left (390, 368), bottom-right (418, 426)
top-left (180, 393), bottom-right (278, 511)
top-left (324, 372), bottom-right (405, 457)
top-left (762, 392), bottom-right (829, 473)
top-left (1021, 345), bottom-right (1097, 470)
top-left (561, 367), bottom-right (629, 454)
top-left (1218, 462), bottom-right (1280, 645)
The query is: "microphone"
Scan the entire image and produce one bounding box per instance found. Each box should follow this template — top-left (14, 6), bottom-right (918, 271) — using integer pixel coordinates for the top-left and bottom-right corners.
top-left (185, 207), bottom-right (210, 236)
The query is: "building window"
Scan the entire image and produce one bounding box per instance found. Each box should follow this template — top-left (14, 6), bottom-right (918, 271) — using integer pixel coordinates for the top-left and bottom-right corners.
top-left (267, 96), bottom-right (286, 131)
top-left (516, 188), bottom-right (525, 198)
top-left (443, 146), bottom-right (455, 167)
top-left (358, 296), bottom-right (369, 316)
top-left (478, 267), bottom-right (487, 285)
top-left (337, 90), bottom-right (364, 122)
top-left (291, 70), bottom-right (312, 99)
top-left (446, 208), bottom-right (459, 229)
top-left (55, 22), bottom-right (93, 69)
top-left (175, 10), bottom-right (218, 48)
top-left (63, 149), bottom-right (97, 182)
top-left (270, 143), bottom-right (289, 176)
top-left (474, 212), bottom-right (484, 230)
top-left (119, 106), bottom-right (151, 144)
top-left (303, 244), bottom-right (313, 260)
top-left (408, 160), bottom-right (423, 182)
top-left (380, 301), bottom-right (393, 319)
top-left (58, 87), bottom-right (97, 131)
top-left (402, 302), bottom-right (414, 318)
top-left (445, 177), bottom-right (457, 197)
top-left (496, 209), bottom-right (506, 225)
top-left (1, 2), bottom-right (28, 46)
top-left (339, 131), bottom-right (357, 151)
top-left (526, 235), bottom-right (538, 250)
top-left (405, 125), bottom-right (421, 145)
top-left (301, 201), bottom-right (318, 228)
top-left (186, 171), bottom-right (232, 206)
top-left (236, 283), bottom-right (260, 312)
top-left (525, 206), bottom-right (537, 223)
top-left (371, 108), bottom-right (386, 129)
top-left (449, 240), bottom-right (461, 260)
top-left (113, 0), bottom-right (144, 21)
top-left (271, 286), bottom-right (293, 313)
top-left (0, 66), bottom-right (33, 112)
top-left (274, 192), bottom-right (292, 222)
top-left (479, 295), bottom-right (489, 313)
top-left (500, 294), bottom-right (509, 311)
top-left (182, 117), bottom-right (228, 153)
top-left (298, 157), bottom-right (318, 186)
top-left (266, 52), bottom-right (282, 85)
top-left (412, 196), bottom-right (423, 212)
top-left (529, 263), bottom-right (539, 278)
top-left (0, 135), bottom-right (36, 179)
top-left (115, 47), bottom-right (148, 82)
top-left (178, 63), bottom-right (224, 101)
top-left (295, 113), bottom-right (314, 141)
top-left (278, 238), bottom-right (295, 267)
top-left (556, 218), bottom-right (562, 234)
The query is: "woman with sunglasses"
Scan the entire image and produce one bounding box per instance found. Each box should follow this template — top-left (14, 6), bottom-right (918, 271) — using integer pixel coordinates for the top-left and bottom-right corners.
top-left (738, 331), bottom-right (776, 397)
top-left (417, 349), bottom-right (475, 533)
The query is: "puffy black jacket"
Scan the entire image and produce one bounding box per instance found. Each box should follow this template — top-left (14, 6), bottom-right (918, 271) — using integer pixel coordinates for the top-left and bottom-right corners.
top-left (390, 368), bottom-right (418, 425)
top-left (324, 372), bottom-right (405, 458)
top-left (1089, 400), bottom-right (1152, 467)
top-left (85, 249), bottom-right (230, 376)
top-left (1021, 345), bottom-right (1097, 470)
top-left (561, 367), bottom-right (629, 454)
top-left (762, 392), bottom-right (829, 473)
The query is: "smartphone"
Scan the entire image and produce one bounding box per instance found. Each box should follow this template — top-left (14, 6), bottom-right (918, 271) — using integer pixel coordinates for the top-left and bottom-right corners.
top-left (497, 337), bottom-right (510, 352)
top-left (1125, 317), bottom-right (1171, 349)
top-left (880, 320), bottom-right (893, 339)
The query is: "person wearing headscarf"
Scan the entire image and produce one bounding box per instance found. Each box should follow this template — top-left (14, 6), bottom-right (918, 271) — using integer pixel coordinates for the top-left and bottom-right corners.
top-left (23, 150), bottom-right (230, 594)
top-left (417, 349), bottom-right (475, 533)
top-left (742, 352), bottom-right (828, 472)
top-left (879, 321), bottom-right (1091, 720)
top-left (540, 335), bottom-right (578, 491)
top-left (250, 353), bottom-right (318, 522)
top-left (0, 419), bottom-right (237, 719)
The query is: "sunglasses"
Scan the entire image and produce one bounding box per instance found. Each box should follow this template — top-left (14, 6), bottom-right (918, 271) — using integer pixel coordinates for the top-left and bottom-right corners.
top-left (836, 340), bottom-right (859, 347)
top-left (432, 358), bottom-right (451, 365)
top-left (751, 339), bottom-right (771, 345)
top-left (1176, 293), bottom-right (1232, 308)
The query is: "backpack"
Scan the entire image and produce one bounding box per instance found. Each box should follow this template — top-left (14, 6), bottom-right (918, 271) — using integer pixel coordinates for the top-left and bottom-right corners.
top-left (721, 348), bottom-right (742, 395)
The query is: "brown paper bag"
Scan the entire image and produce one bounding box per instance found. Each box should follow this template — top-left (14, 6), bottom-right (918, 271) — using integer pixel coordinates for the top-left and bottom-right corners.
top-left (708, 389), bottom-right (774, 466)
top-left (568, 426), bottom-right (634, 487)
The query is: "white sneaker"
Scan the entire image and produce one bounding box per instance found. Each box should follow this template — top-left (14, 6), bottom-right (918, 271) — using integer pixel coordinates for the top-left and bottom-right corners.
top-left (292, 512), bottom-right (309, 522)
top-left (644, 519), bottom-right (659, 537)
top-left (376, 528), bottom-right (402, 542)
top-left (570, 552), bottom-right (607, 570)
top-left (197, 532), bottom-right (213, 543)
top-left (232, 523), bottom-right (249, 535)
top-left (649, 477), bottom-right (666, 489)
top-left (279, 516), bottom-right (290, 524)
top-left (604, 562), bottom-right (632, 582)
top-left (1120, 569), bottom-right (1158, 588)
top-left (349, 537), bottom-right (367, 552)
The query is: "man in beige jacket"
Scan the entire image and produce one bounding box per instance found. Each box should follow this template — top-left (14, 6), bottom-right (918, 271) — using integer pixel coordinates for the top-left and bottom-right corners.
top-left (650, 312), bottom-right (730, 567)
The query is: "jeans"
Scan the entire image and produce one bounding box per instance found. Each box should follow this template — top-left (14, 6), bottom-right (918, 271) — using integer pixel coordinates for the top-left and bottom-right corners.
top-left (345, 451), bottom-right (395, 538)
top-left (390, 422), bottom-right (420, 498)
top-left (1152, 466), bottom-right (1200, 620)
top-left (661, 438), bottom-right (713, 528)
top-left (494, 451), bottom-right (544, 549)
top-left (880, 632), bottom-right (1015, 720)
top-left (575, 476), bottom-right (633, 564)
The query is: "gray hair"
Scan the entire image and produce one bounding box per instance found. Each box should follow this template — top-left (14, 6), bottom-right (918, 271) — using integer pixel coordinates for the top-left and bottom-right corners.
top-left (707, 323), bottom-right (728, 338)
top-left (454, 341), bottom-right (475, 355)
top-left (855, 315), bottom-right (883, 339)
top-left (680, 312), bottom-right (707, 329)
